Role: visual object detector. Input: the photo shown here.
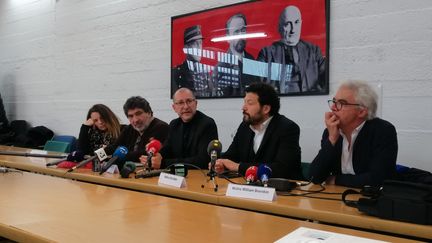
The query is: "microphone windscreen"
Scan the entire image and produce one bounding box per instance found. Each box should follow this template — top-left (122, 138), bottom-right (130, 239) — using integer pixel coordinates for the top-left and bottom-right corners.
top-left (146, 139), bottom-right (162, 154)
top-left (113, 146), bottom-right (128, 161)
top-left (207, 140), bottom-right (222, 156)
top-left (170, 164), bottom-right (188, 177)
top-left (66, 150), bottom-right (84, 162)
top-left (120, 161), bottom-right (136, 178)
top-left (245, 166), bottom-right (258, 183)
top-left (257, 164), bottom-right (272, 181)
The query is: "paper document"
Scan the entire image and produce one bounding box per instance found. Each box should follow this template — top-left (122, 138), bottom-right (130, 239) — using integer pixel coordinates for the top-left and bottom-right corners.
top-left (275, 227), bottom-right (388, 243)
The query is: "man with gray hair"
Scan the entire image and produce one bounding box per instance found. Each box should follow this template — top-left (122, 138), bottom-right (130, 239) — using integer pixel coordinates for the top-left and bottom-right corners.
top-left (309, 80), bottom-right (398, 188)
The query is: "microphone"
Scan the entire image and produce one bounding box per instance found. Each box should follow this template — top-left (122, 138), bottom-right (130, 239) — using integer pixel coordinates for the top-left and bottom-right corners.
top-left (67, 148), bottom-right (106, 173)
top-left (257, 164), bottom-right (272, 187)
top-left (46, 150), bottom-right (84, 167)
top-left (46, 158), bottom-right (67, 167)
top-left (245, 166), bottom-right (258, 184)
top-left (99, 146), bottom-right (128, 174)
top-left (67, 155), bottom-right (97, 173)
top-left (145, 139), bottom-right (162, 170)
top-left (207, 139), bottom-right (222, 175)
top-left (120, 161), bottom-right (136, 178)
top-left (67, 150), bottom-right (85, 162)
top-left (135, 163), bottom-right (188, 179)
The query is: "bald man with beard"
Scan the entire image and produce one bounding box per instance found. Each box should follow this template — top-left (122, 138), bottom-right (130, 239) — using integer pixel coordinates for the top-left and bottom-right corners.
top-left (142, 88), bottom-right (218, 170)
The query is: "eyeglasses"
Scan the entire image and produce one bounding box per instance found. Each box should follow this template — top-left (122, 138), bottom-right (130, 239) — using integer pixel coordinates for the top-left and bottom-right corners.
top-left (174, 98), bottom-right (196, 107)
top-left (328, 99), bottom-right (364, 111)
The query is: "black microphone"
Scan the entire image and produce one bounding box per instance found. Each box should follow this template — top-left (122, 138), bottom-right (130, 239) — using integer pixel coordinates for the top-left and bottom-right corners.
top-left (120, 161), bottom-right (136, 178)
top-left (66, 149), bottom-right (104, 173)
top-left (46, 158), bottom-right (67, 167)
top-left (207, 139), bottom-right (222, 174)
top-left (46, 150), bottom-right (84, 167)
top-left (135, 164), bottom-right (188, 179)
top-left (67, 155), bottom-right (97, 173)
top-left (135, 169), bottom-right (165, 178)
top-left (99, 146), bottom-right (128, 175)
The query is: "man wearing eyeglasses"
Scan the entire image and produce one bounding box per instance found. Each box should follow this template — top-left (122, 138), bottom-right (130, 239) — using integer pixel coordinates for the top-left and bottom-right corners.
top-left (142, 88), bottom-right (218, 169)
top-left (309, 80), bottom-right (398, 188)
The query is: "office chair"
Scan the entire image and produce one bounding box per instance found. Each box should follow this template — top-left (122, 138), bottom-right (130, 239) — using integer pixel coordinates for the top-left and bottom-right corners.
top-left (43, 140), bottom-right (70, 153)
top-left (51, 135), bottom-right (77, 152)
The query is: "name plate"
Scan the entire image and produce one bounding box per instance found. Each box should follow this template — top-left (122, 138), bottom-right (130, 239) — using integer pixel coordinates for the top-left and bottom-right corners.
top-left (30, 150), bottom-right (48, 155)
top-left (158, 172), bottom-right (186, 188)
top-left (226, 183), bottom-right (276, 202)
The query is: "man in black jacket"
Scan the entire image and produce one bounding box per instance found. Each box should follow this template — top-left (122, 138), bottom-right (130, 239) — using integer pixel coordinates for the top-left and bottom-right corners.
top-left (309, 80), bottom-right (398, 188)
top-left (143, 88), bottom-right (218, 169)
top-left (106, 96), bottom-right (169, 167)
top-left (213, 82), bottom-right (303, 180)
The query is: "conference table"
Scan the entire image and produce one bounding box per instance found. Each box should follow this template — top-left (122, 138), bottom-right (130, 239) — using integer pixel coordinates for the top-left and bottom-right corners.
top-left (0, 170), bottom-right (422, 242)
top-left (0, 145), bottom-right (430, 241)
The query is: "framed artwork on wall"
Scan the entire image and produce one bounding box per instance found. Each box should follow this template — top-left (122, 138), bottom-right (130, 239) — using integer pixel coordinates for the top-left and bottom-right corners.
top-left (171, 0), bottom-right (329, 98)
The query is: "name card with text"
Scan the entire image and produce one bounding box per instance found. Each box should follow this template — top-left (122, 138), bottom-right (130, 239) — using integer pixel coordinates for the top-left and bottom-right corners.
top-left (158, 172), bottom-right (186, 188)
top-left (226, 183), bottom-right (276, 202)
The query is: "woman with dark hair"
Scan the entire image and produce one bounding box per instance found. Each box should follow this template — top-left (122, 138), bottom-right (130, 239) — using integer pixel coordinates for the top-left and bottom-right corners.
top-left (78, 104), bottom-right (121, 155)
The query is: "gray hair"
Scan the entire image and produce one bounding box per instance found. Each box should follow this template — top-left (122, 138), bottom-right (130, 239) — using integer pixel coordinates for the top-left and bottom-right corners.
top-left (339, 80), bottom-right (378, 120)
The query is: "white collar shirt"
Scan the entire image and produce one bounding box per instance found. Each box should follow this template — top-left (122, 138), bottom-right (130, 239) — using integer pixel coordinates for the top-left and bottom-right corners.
top-left (250, 116), bottom-right (273, 154)
top-left (340, 121), bottom-right (366, 175)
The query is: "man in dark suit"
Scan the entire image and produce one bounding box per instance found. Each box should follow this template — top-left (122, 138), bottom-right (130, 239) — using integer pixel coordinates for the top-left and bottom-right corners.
top-left (257, 5), bottom-right (326, 94)
top-left (143, 88), bottom-right (218, 169)
top-left (309, 80), bottom-right (398, 188)
top-left (213, 82), bottom-right (303, 179)
top-left (213, 13), bottom-right (258, 97)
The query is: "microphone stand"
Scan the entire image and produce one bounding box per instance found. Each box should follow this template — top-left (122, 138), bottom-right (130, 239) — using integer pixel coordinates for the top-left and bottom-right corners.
top-left (146, 152), bottom-right (153, 172)
top-left (207, 150), bottom-right (218, 192)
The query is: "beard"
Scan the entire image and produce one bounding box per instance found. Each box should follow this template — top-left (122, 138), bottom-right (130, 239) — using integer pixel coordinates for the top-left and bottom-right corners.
top-left (243, 111), bottom-right (264, 126)
top-left (233, 39), bottom-right (246, 53)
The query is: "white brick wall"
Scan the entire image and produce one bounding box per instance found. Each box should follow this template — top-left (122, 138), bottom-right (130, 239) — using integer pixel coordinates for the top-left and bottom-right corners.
top-left (0, 0), bottom-right (431, 171)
